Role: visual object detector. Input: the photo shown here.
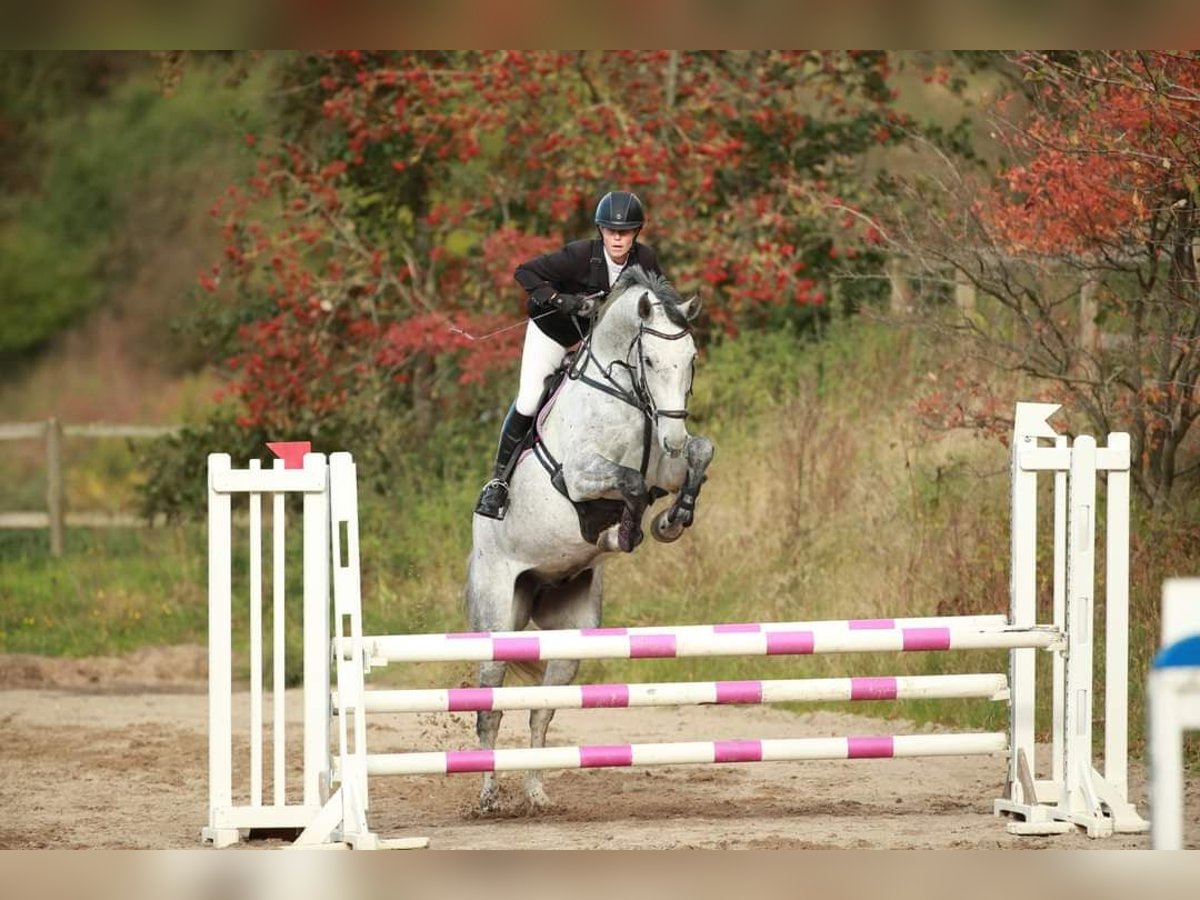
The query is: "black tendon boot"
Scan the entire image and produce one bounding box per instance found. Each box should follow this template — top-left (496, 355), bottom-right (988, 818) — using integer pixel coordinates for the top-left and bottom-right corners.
top-left (474, 405), bottom-right (535, 520)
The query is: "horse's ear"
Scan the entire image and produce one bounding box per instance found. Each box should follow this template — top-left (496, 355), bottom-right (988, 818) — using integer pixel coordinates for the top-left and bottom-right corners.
top-left (680, 294), bottom-right (702, 322)
top-left (637, 291), bottom-right (652, 320)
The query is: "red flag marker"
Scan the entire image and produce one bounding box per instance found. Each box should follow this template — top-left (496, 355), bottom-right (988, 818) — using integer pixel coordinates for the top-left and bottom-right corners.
top-left (266, 441), bottom-right (312, 470)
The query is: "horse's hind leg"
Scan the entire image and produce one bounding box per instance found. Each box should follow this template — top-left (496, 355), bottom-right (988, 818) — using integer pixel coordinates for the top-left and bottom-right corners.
top-left (524, 567), bottom-right (602, 810)
top-left (525, 658), bottom-right (580, 810)
top-left (467, 555), bottom-right (530, 814)
top-left (475, 660), bottom-right (506, 813)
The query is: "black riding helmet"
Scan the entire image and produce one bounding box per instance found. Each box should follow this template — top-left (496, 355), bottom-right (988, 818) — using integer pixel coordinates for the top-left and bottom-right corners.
top-left (594, 191), bottom-right (645, 231)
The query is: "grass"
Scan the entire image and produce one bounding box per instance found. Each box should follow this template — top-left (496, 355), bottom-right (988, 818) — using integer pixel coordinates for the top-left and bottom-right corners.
top-left (0, 527), bottom-right (206, 657)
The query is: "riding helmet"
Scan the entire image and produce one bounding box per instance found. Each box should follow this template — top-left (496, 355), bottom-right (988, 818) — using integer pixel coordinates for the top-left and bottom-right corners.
top-left (594, 191), bottom-right (645, 231)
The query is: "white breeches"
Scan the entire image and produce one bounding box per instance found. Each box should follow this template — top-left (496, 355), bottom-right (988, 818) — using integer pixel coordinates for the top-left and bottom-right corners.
top-left (515, 322), bottom-right (571, 416)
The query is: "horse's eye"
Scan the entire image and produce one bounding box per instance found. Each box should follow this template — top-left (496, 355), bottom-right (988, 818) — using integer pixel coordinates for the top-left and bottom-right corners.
top-left (643, 356), bottom-right (654, 369)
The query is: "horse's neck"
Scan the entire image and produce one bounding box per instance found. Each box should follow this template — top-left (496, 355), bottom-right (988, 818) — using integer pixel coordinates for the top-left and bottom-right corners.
top-left (542, 330), bottom-right (641, 439)
top-left (573, 330), bottom-right (637, 402)
top-left (584, 321), bottom-right (635, 375)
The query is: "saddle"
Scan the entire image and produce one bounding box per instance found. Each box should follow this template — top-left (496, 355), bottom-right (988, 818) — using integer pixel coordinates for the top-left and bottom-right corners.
top-left (508, 355), bottom-right (664, 549)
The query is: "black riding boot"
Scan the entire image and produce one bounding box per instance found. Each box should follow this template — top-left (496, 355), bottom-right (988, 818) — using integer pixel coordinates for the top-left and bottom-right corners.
top-left (474, 405), bottom-right (534, 520)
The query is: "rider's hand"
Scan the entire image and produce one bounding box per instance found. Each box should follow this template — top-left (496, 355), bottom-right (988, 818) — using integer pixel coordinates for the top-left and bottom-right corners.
top-left (551, 292), bottom-right (597, 317)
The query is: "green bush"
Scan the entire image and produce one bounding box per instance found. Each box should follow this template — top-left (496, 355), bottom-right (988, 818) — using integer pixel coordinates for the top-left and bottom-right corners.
top-left (0, 57), bottom-right (271, 355)
top-left (0, 221), bottom-right (100, 354)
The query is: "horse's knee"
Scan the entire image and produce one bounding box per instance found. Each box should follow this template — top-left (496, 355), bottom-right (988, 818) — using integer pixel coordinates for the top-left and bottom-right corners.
top-left (545, 658), bottom-right (580, 681)
top-left (529, 658), bottom-right (574, 745)
top-left (687, 435), bottom-right (715, 470)
top-left (479, 660), bottom-right (507, 687)
top-left (614, 467), bottom-right (647, 505)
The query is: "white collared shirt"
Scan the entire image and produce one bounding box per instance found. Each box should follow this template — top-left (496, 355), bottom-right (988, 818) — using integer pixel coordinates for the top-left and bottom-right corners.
top-left (603, 247), bottom-right (629, 288)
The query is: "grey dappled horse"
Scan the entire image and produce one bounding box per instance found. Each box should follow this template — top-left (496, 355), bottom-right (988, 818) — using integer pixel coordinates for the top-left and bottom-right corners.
top-left (465, 266), bottom-right (715, 813)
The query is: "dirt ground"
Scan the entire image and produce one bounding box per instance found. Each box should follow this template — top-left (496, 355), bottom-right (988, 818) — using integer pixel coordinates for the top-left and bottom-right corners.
top-left (1, 646), bottom-right (1194, 850)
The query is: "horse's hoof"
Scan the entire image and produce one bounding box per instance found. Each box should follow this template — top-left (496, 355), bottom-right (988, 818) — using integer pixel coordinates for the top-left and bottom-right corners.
top-left (618, 503), bottom-right (646, 552)
top-left (479, 788), bottom-right (501, 815)
top-left (618, 525), bottom-right (643, 552)
top-left (525, 787), bottom-right (554, 812)
top-left (651, 510), bottom-right (684, 543)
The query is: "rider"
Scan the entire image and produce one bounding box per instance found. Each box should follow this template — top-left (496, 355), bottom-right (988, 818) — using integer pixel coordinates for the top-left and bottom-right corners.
top-left (474, 190), bottom-right (667, 520)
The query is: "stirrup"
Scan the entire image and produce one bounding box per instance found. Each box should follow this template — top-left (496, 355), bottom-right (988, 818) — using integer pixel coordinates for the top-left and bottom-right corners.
top-left (474, 479), bottom-right (509, 520)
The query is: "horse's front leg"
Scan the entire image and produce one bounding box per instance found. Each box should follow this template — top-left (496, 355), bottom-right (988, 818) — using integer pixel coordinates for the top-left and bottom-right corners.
top-left (525, 658), bottom-right (579, 810)
top-left (563, 452), bottom-right (648, 553)
top-left (651, 435), bottom-right (714, 543)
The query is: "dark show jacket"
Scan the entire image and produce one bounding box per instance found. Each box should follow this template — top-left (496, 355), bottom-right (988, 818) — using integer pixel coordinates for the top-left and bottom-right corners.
top-left (515, 238), bottom-right (664, 348)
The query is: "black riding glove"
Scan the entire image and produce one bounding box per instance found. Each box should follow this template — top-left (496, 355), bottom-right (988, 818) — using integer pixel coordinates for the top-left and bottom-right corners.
top-left (551, 292), bottom-right (597, 317)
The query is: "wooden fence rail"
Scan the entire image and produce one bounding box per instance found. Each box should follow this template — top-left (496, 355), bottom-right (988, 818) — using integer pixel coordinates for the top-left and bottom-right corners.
top-left (0, 418), bottom-right (179, 557)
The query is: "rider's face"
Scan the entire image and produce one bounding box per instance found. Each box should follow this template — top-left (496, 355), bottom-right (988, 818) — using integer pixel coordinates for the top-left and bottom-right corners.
top-left (599, 226), bottom-right (638, 265)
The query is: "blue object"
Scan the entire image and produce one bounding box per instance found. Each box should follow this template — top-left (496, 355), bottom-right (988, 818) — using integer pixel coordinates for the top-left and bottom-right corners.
top-left (1153, 634), bottom-right (1200, 668)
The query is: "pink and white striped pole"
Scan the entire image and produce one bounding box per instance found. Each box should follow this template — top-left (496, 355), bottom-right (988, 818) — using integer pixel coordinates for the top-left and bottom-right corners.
top-left (362, 732), bottom-right (1008, 776)
top-left (359, 673), bottom-right (1009, 714)
top-left (410, 615), bottom-right (1010, 641)
top-left (361, 624), bottom-right (1058, 665)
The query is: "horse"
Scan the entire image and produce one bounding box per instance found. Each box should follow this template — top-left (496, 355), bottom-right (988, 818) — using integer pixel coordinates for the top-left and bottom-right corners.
top-left (464, 265), bottom-right (715, 813)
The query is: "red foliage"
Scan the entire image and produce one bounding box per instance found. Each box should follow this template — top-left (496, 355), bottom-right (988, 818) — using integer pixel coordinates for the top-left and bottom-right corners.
top-left (916, 53), bottom-right (1200, 502)
top-left (205, 51), bottom-right (907, 431)
top-left (980, 52), bottom-right (1200, 256)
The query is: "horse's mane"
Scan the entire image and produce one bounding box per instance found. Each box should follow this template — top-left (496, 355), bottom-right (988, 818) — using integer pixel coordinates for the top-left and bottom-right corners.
top-left (596, 265), bottom-right (690, 330)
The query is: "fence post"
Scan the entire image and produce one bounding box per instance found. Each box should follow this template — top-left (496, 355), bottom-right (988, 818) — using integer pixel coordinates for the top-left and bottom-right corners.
top-left (887, 258), bottom-right (910, 314)
top-left (45, 417), bottom-right (64, 557)
top-left (955, 268), bottom-right (976, 316)
top-left (1079, 278), bottom-right (1098, 354)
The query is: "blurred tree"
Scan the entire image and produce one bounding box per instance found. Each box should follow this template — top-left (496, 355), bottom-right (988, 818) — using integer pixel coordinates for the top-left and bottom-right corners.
top-left (0, 52), bottom-right (133, 357)
top-left (0, 52), bottom-right (268, 363)
top-left (0, 52), bottom-right (130, 192)
top-left (877, 51), bottom-right (1200, 510)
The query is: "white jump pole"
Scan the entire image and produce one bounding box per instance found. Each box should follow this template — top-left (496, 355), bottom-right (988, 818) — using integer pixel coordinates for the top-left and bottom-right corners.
top-left (203, 450), bottom-right (332, 848)
top-left (994, 404), bottom-right (1146, 837)
top-left (1005, 402), bottom-right (1059, 813)
top-left (204, 454), bottom-right (235, 849)
top-left (1104, 432), bottom-right (1132, 802)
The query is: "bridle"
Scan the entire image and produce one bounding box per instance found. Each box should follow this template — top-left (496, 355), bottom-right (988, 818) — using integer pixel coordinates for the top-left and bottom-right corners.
top-left (627, 321), bottom-right (693, 423)
top-left (568, 293), bottom-right (694, 425)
